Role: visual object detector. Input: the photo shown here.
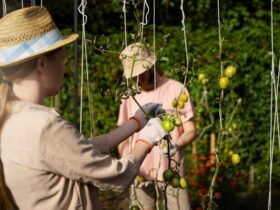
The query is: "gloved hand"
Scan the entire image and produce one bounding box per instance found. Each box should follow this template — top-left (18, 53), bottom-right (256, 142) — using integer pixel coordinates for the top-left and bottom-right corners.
top-left (159, 141), bottom-right (179, 157)
top-left (134, 103), bottom-right (165, 129)
top-left (137, 117), bottom-right (168, 146)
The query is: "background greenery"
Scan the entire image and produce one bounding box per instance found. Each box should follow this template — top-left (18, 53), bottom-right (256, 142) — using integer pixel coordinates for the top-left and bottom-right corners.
top-left (2, 0), bottom-right (280, 209)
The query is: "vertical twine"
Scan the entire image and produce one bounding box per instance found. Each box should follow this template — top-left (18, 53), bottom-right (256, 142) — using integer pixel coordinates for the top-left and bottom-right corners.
top-left (2, 0), bottom-right (7, 16)
top-left (180, 0), bottom-right (189, 86)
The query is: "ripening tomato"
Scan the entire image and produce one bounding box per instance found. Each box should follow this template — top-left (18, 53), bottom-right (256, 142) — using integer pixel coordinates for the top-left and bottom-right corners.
top-left (198, 73), bottom-right (206, 81)
top-left (232, 153), bottom-right (240, 165)
top-left (137, 175), bottom-right (145, 184)
top-left (180, 92), bottom-right (188, 103)
top-left (178, 100), bottom-right (185, 109)
top-left (225, 66), bottom-right (237, 78)
top-left (219, 76), bottom-right (230, 89)
top-left (161, 119), bottom-right (175, 132)
top-left (179, 177), bottom-right (188, 189)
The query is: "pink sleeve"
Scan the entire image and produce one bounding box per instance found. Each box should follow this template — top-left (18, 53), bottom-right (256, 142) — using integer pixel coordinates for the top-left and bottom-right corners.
top-left (117, 99), bottom-right (129, 126)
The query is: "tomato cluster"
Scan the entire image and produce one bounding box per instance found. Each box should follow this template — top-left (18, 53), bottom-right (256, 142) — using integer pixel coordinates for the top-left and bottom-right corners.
top-left (171, 91), bottom-right (188, 109)
top-left (162, 168), bottom-right (188, 189)
top-left (218, 65), bottom-right (237, 90)
top-left (161, 114), bottom-right (182, 132)
top-left (160, 91), bottom-right (188, 132)
top-left (198, 73), bottom-right (209, 85)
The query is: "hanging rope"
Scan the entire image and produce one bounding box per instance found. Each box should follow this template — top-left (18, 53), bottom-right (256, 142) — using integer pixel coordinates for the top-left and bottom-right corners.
top-left (180, 0), bottom-right (189, 86)
top-left (21, 0), bottom-right (24, 8)
top-left (122, 0), bottom-right (127, 48)
top-left (2, 0), bottom-right (7, 16)
top-left (78, 0), bottom-right (93, 137)
top-left (140, 0), bottom-right (149, 42)
top-left (40, 0), bottom-right (43, 7)
top-left (153, 0), bottom-right (156, 91)
top-left (268, 0), bottom-right (279, 208)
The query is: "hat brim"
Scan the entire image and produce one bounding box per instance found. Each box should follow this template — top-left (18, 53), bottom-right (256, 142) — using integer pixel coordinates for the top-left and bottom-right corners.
top-left (0, 34), bottom-right (78, 68)
top-left (124, 59), bottom-right (156, 79)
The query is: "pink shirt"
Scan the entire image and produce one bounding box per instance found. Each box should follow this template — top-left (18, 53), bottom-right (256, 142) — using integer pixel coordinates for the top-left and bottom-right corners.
top-left (118, 76), bottom-right (195, 181)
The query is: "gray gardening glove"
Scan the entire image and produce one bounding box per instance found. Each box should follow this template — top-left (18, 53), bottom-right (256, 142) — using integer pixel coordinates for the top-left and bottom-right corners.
top-left (134, 103), bottom-right (165, 129)
top-left (137, 117), bottom-right (168, 146)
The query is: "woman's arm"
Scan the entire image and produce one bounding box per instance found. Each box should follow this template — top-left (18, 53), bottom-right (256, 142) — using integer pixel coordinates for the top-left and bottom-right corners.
top-left (174, 118), bottom-right (197, 148)
top-left (91, 118), bottom-right (139, 153)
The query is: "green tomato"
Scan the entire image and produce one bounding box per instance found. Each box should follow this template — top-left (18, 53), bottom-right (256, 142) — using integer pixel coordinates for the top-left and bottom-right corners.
top-left (225, 66), bottom-right (237, 78)
top-left (130, 205), bottom-right (140, 210)
top-left (171, 99), bottom-right (178, 108)
top-left (161, 119), bottom-right (175, 132)
top-left (163, 169), bottom-right (174, 182)
top-left (174, 118), bottom-right (182, 126)
top-left (201, 78), bottom-right (209, 85)
top-left (171, 177), bottom-right (180, 188)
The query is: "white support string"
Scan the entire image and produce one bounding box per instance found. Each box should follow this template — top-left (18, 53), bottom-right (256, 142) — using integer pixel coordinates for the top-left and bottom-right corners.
top-left (2, 0), bottom-right (7, 16)
top-left (122, 0), bottom-right (130, 87)
top-left (41, 0), bottom-right (43, 7)
top-left (78, 0), bottom-right (93, 137)
top-left (277, 59), bottom-right (280, 149)
top-left (217, 0), bottom-right (224, 131)
top-left (140, 0), bottom-right (149, 42)
top-left (153, 0), bottom-right (156, 91)
top-left (122, 0), bottom-right (127, 48)
top-left (268, 0), bottom-right (278, 208)
top-left (21, 0), bottom-right (24, 8)
top-left (217, 0), bottom-right (222, 76)
top-left (180, 0), bottom-right (189, 86)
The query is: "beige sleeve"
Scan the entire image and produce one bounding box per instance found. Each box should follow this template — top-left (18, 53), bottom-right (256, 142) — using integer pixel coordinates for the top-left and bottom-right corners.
top-left (39, 115), bottom-right (140, 192)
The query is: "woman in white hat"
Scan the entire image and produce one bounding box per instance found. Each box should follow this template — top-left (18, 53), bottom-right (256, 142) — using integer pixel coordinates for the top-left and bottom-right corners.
top-left (118, 43), bottom-right (196, 210)
top-left (0, 7), bottom-right (167, 210)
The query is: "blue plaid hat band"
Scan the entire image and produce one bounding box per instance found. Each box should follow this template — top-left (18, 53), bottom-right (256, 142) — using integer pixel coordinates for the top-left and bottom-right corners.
top-left (0, 28), bottom-right (62, 63)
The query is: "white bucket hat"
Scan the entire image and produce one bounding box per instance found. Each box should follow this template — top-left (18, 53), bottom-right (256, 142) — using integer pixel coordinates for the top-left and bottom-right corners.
top-left (119, 42), bottom-right (156, 79)
top-left (0, 6), bottom-right (78, 68)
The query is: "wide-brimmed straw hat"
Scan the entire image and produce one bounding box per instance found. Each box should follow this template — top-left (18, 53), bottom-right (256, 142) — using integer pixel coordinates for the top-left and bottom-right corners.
top-left (119, 42), bottom-right (156, 78)
top-left (0, 6), bottom-right (78, 68)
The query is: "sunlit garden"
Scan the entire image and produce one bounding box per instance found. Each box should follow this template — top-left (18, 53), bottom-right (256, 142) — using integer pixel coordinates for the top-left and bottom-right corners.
top-left (2, 1), bottom-right (280, 209)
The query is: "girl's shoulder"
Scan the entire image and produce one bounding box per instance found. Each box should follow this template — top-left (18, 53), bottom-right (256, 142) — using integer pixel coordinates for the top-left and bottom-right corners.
top-left (10, 100), bottom-right (61, 124)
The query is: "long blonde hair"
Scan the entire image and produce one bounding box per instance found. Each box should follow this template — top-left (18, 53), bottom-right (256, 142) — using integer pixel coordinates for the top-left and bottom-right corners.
top-left (0, 48), bottom-right (61, 210)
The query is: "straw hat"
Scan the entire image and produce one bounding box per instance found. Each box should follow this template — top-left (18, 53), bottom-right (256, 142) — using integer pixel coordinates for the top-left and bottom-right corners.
top-left (119, 42), bottom-right (156, 78)
top-left (0, 6), bottom-right (78, 68)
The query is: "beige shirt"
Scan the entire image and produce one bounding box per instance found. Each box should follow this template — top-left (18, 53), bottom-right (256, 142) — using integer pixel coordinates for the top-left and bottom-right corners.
top-left (1, 101), bottom-right (140, 210)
